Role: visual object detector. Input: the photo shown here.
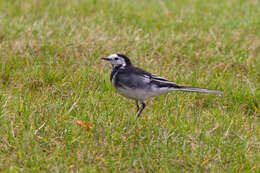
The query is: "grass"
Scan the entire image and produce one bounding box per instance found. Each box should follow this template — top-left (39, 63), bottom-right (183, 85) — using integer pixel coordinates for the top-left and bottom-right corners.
top-left (0, 0), bottom-right (259, 172)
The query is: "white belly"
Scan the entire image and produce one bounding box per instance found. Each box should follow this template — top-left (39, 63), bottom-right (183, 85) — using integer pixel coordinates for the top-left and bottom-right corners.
top-left (116, 86), bottom-right (171, 101)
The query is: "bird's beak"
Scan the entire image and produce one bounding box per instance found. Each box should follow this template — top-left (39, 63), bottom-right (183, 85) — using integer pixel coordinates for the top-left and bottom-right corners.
top-left (101, 57), bottom-right (110, 61)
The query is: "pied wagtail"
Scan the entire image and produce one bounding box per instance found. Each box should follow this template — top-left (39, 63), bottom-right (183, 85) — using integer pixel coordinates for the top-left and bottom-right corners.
top-left (102, 53), bottom-right (223, 117)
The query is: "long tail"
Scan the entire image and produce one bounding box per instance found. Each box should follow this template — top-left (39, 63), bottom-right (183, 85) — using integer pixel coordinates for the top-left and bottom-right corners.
top-left (149, 74), bottom-right (223, 94)
top-left (170, 86), bottom-right (223, 94)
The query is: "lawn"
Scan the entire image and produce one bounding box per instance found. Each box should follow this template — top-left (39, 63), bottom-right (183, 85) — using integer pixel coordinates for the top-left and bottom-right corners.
top-left (0, 0), bottom-right (259, 172)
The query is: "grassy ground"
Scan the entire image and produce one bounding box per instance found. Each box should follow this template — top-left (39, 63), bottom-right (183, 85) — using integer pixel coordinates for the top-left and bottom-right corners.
top-left (0, 0), bottom-right (259, 172)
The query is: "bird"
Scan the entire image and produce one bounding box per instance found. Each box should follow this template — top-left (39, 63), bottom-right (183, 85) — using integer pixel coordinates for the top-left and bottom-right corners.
top-left (101, 53), bottom-right (223, 117)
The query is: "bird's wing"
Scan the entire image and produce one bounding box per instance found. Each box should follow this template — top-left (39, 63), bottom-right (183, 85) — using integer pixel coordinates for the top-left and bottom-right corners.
top-left (115, 70), bottom-right (151, 89)
top-left (149, 73), bottom-right (181, 88)
top-left (125, 66), bottom-right (181, 89)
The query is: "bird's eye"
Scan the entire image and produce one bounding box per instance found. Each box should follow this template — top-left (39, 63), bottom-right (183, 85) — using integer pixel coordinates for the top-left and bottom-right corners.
top-left (115, 58), bottom-right (119, 60)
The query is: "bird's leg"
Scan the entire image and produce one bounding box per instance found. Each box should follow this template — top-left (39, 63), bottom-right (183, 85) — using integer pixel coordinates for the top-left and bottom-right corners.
top-left (137, 102), bottom-right (146, 117)
top-left (135, 100), bottom-right (140, 113)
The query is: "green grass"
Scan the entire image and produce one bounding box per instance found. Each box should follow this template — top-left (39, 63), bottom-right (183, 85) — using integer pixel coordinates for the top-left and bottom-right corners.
top-left (0, 0), bottom-right (259, 172)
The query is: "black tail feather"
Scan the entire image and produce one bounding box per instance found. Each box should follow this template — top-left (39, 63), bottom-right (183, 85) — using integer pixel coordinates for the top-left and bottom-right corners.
top-left (171, 86), bottom-right (223, 94)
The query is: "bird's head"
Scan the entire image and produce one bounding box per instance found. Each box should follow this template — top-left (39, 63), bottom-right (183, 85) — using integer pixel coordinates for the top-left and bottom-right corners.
top-left (101, 53), bottom-right (132, 68)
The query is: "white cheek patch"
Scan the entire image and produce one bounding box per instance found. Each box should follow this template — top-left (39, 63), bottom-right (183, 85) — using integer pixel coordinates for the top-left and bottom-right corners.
top-left (119, 59), bottom-right (126, 66)
top-left (110, 58), bottom-right (126, 67)
top-left (106, 54), bottom-right (127, 67)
